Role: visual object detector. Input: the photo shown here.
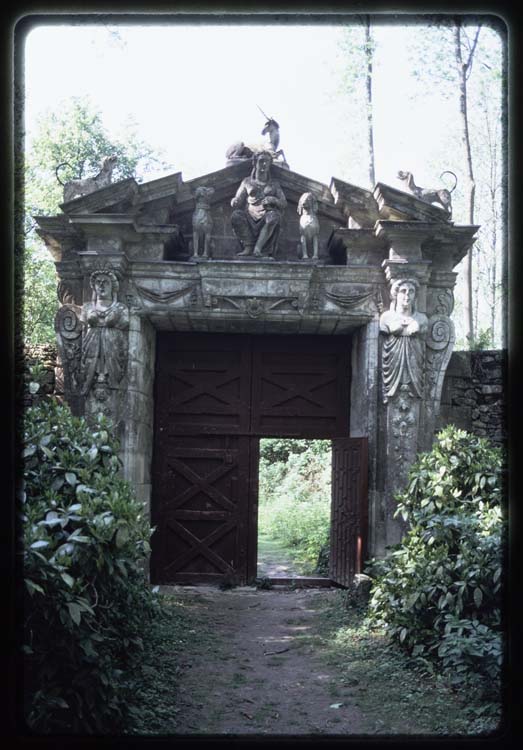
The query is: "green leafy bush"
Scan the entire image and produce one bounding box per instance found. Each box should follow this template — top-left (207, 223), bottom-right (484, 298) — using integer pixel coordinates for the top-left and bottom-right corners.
top-left (367, 426), bottom-right (504, 692)
top-left (22, 399), bottom-right (157, 733)
top-left (258, 439), bottom-right (331, 573)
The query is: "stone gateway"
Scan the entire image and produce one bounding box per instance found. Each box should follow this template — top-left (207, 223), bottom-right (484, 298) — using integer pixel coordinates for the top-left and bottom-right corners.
top-left (35, 148), bottom-right (478, 586)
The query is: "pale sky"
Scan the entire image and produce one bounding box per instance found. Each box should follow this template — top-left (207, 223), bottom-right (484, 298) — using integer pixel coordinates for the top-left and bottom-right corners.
top-left (23, 21), bottom-right (459, 190)
top-left (22, 19), bottom-right (504, 347)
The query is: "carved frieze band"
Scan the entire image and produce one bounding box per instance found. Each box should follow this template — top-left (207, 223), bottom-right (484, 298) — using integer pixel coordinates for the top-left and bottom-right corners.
top-left (205, 294), bottom-right (300, 318)
top-left (324, 287), bottom-right (379, 311)
top-left (125, 277), bottom-right (381, 319)
top-left (134, 283), bottom-right (198, 306)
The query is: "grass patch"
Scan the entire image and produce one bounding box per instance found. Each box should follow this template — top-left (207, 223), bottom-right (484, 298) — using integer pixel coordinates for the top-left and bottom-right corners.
top-left (124, 593), bottom-right (212, 735)
top-left (316, 592), bottom-right (503, 736)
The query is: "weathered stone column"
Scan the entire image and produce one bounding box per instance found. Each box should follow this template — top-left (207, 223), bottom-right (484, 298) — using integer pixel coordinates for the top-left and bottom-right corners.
top-left (120, 309), bottom-right (156, 511)
top-left (379, 257), bottom-right (432, 546)
top-left (374, 220), bottom-right (477, 547)
top-left (350, 319), bottom-right (382, 555)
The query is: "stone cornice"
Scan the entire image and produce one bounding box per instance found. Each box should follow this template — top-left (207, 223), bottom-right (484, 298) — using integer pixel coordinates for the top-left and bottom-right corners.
top-left (329, 178), bottom-right (379, 229)
top-left (376, 220), bottom-right (478, 270)
top-left (373, 182), bottom-right (450, 224)
top-left (421, 225), bottom-right (479, 269)
top-left (34, 215), bottom-right (85, 261)
top-left (60, 178), bottom-right (139, 215)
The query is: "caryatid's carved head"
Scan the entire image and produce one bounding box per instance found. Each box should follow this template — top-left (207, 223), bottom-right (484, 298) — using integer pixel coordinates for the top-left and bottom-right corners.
top-left (90, 266), bottom-right (119, 303)
top-left (390, 278), bottom-right (419, 314)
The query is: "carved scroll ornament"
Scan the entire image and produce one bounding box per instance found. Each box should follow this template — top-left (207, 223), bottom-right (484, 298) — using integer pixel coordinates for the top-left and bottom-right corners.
top-left (425, 312), bottom-right (456, 405)
top-left (55, 304), bottom-right (84, 395)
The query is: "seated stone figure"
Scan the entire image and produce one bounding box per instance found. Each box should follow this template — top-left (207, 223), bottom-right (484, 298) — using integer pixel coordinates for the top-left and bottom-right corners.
top-left (230, 150), bottom-right (287, 257)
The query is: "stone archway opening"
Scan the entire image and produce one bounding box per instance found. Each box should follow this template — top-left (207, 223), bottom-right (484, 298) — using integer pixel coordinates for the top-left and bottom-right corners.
top-left (256, 437), bottom-right (333, 581)
top-left (39, 150), bottom-right (476, 588)
top-left (149, 331), bottom-right (367, 587)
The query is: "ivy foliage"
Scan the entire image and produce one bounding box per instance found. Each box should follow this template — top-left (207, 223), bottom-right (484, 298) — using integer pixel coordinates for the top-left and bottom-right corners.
top-left (367, 426), bottom-right (504, 693)
top-left (22, 399), bottom-right (158, 733)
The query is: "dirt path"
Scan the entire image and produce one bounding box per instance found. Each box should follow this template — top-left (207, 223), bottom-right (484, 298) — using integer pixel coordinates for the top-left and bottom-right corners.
top-left (256, 533), bottom-right (303, 578)
top-left (163, 585), bottom-right (365, 736)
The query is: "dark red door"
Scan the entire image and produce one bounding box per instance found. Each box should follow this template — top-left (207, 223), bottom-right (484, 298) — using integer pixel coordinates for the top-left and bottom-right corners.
top-left (151, 435), bottom-right (250, 584)
top-left (151, 335), bottom-right (252, 583)
top-left (151, 333), bottom-right (355, 585)
top-left (330, 437), bottom-right (369, 587)
top-left (251, 336), bottom-right (350, 438)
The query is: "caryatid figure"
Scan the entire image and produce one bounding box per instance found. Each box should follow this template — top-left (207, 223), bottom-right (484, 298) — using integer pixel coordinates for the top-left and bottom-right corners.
top-left (80, 266), bottom-right (129, 395)
top-left (379, 278), bottom-right (428, 401)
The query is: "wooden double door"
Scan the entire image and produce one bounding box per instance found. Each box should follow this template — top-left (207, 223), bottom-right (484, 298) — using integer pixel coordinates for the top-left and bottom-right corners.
top-left (150, 333), bottom-right (367, 586)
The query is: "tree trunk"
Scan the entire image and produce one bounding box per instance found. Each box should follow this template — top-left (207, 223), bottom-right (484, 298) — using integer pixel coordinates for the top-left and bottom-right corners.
top-left (454, 21), bottom-right (480, 349)
top-left (364, 17), bottom-right (376, 188)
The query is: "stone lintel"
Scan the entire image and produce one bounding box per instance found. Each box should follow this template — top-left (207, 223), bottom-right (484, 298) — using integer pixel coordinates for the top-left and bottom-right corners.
top-left (125, 260), bottom-right (378, 334)
top-left (130, 260), bottom-right (201, 280)
top-left (197, 258), bottom-right (316, 281)
top-left (376, 220), bottom-right (441, 261)
top-left (142, 310), bottom-right (371, 336)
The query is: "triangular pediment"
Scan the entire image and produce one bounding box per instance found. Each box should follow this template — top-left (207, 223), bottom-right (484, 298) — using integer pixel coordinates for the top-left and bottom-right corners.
top-left (37, 159), bottom-right (462, 266)
top-left (58, 162), bottom-right (345, 220)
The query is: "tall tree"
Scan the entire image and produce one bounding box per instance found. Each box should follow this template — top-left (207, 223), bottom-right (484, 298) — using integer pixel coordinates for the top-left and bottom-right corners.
top-left (364, 16), bottom-right (376, 188)
top-left (454, 20), bottom-right (482, 347)
top-left (405, 19), bottom-right (503, 350)
top-left (23, 97), bottom-right (168, 345)
top-left (336, 16), bottom-right (377, 189)
top-left (469, 57), bottom-right (503, 348)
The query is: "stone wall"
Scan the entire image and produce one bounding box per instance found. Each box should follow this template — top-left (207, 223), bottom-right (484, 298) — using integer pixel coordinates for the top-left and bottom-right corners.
top-left (437, 349), bottom-right (507, 446)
